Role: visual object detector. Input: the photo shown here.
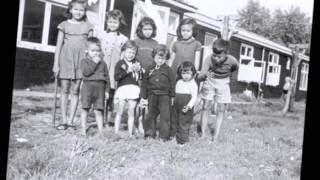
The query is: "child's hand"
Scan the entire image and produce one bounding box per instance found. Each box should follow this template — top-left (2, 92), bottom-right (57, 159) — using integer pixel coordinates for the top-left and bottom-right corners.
top-left (126, 66), bottom-right (133, 73)
top-left (92, 56), bottom-right (101, 63)
top-left (99, 52), bottom-right (104, 59)
top-left (140, 98), bottom-right (148, 108)
top-left (105, 92), bottom-right (109, 100)
top-left (52, 65), bottom-right (59, 77)
top-left (132, 63), bottom-right (141, 72)
top-left (182, 106), bottom-right (191, 113)
top-left (197, 73), bottom-right (207, 81)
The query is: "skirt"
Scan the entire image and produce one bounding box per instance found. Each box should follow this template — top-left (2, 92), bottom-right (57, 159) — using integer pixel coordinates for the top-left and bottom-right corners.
top-left (114, 84), bottom-right (140, 100)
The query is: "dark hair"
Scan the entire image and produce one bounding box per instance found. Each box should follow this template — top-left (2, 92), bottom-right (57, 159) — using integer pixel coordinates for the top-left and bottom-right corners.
top-left (176, 18), bottom-right (198, 40)
top-left (151, 44), bottom-right (170, 60)
top-left (177, 61), bottom-right (196, 80)
top-left (86, 36), bottom-right (101, 47)
top-left (64, 0), bottom-right (87, 20)
top-left (212, 38), bottom-right (230, 53)
top-left (136, 17), bottom-right (157, 39)
top-left (105, 9), bottom-right (127, 30)
top-left (121, 40), bottom-right (138, 52)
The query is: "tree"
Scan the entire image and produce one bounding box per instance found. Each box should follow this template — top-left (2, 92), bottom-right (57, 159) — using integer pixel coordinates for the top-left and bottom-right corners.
top-left (237, 0), bottom-right (273, 38)
top-left (272, 6), bottom-right (312, 46)
top-left (237, 1), bottom-right (312, 48)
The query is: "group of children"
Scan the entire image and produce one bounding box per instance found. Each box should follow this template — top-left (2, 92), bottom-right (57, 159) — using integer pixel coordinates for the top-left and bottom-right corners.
top-left (53, 0), bottom-right (239, 144)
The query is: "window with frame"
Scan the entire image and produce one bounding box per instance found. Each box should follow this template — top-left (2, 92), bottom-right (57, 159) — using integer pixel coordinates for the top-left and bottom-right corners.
top-left (239, 44), bottom-right (254, 65)
top-left (268, 52), bottom-right (280, 73)
top-left (238, 44), bottom-right (266, 83)
top-left (21, 0), bottom-right (45, 43)
top-left (266, 52), bottom-right (281, 86)
top-left (299, 62), bottom-right (309, 91)
top-left (17, 0), bottom-right (68, 52)
top-left (240, 44), bottom-right (254, 58)
top-left (48, 4), bottom-right (66, 46)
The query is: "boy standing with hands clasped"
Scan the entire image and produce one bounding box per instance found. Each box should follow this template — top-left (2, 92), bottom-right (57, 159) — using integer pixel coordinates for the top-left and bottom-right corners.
top-left (198, 38), bottom-right (239, 142)
top-left (80, 37), bottom-right (110, 136)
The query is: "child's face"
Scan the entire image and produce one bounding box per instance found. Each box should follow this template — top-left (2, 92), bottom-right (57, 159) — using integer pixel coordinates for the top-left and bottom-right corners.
top-left (181, 24), bottom-right (193, 40)
top-left (142, 24), bottom-right (153, 39)
top-left (212, 51), bottom-right (227, 63)
top-left (86, 43), bottom-right (101, 59)
top-left (154, 53), bottom-right (166, 66)
top-left (70, 3), bottom-right (86, 21)
top-left (107, 17), bottom-right (120, 31)
top-left (123, 48), bottom-right (137, 61)
top-left (181, 70), bottom-right (193, 82)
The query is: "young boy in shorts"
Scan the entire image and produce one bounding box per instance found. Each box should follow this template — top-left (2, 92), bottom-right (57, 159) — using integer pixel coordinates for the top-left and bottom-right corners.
top-left (198, 38), bottom-right (239, 142)
top-left (80, 37), bottom-right (110, 136)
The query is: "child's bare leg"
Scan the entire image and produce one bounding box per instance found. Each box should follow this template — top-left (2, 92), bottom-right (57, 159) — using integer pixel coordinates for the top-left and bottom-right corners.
top-left (128, 100), bottom-right (137, 136)
top-left (68, 80), bottom-right (81, 125)
top-left (200, 99), bottom-right (211, 138)
top-left (60, 80), bottom-right (70, 125)
top-left (212, 103), bottom-right (226, 142)
top-left (80, 108), bottom-right (89, 136)
top-left (94, 109), bottom-right (104, 135)
top-left (114, 99), bottom-right (125, 133)
top-left (138, 111), bottom-right (145, 134)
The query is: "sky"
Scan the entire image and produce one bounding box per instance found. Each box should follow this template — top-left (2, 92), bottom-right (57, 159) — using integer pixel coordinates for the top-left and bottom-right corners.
top-left (193, 0), bottom-right (314, 19)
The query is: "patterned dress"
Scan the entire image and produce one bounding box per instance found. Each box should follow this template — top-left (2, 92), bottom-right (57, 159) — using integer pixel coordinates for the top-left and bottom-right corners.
top-left (99, 31), bottom-right (128, 89)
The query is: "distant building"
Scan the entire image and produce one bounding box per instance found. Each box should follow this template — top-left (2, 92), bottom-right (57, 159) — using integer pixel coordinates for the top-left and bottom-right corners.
top-left (15, 0), bottom-right (309, 100)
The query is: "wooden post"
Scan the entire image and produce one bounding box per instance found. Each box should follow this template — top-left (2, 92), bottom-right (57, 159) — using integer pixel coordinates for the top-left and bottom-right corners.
top-left (288, 45), bottom-right (300, 112)
top-left (221, 16), bottom-right (229, 40)
top-left (221, 15), bottom-right (238, 40)
top-left (283, 44), bottom-right (308, 114)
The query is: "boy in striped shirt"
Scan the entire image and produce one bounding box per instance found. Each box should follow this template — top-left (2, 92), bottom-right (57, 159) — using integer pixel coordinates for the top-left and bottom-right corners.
top-left (198, 38), bottom-right (239, 142)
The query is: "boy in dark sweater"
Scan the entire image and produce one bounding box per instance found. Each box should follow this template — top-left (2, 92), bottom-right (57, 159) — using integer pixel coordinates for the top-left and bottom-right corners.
top-left (140, 44), bottom-right (175, 141)
top-left (80, 37), bottom-right (110, 136)
top-left (198, 38), bottom-right (239, 142)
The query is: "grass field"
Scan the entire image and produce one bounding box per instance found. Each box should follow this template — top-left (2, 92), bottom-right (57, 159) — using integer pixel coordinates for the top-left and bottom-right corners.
top-left (7, 94), bottom-right (306, 180)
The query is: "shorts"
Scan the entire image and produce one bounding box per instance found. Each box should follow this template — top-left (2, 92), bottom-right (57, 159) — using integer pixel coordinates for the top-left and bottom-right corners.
top-left (81, 80), bottom-right (106, 110)
top-left (106, 88), bottom-right (115, 111)
top-left (199, 77), bottom-right (231, 103)
top-left (114, 84), bottom-right (140, 100)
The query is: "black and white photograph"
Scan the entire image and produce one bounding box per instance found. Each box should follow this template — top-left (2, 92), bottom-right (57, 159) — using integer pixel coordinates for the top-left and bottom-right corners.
top-left (7, 0), bottom-right (314, 179)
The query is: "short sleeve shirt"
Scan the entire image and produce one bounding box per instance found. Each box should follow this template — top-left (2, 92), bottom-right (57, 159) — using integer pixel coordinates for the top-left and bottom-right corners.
top-left (171, 38), bottom-right (202, 71)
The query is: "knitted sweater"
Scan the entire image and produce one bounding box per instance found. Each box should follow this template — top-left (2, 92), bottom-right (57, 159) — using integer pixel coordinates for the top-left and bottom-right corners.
top-left (114, 59), bottom-right (141, 88)
top-left (80, 58), bottom-right (110, 92)
top-left (140, 63), bottom-right (175, 99)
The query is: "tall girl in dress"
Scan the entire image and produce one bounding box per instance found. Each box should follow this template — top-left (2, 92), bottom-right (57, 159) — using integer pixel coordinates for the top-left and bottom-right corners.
top-left (99, 9), bottom-right (128, 125)
top-left (53, 0), bottom-right (93, 130)
top-left (114, 40), bottom-right (142, 136)
top-left (169, 18), bottom-right (202, 79)
top-left (134, 17), bottom-right (159, 70)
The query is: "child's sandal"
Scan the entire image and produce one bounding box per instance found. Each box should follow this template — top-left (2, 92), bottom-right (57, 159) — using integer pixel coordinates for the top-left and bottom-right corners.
top-left (56, 124), bottom-right (68, 130)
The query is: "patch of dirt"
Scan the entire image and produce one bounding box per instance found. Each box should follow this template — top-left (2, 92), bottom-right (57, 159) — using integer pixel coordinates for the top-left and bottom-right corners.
top-left (248, 118), bottom-right (282, 129)
top-left (278, 137), bottom-right (297, 148)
